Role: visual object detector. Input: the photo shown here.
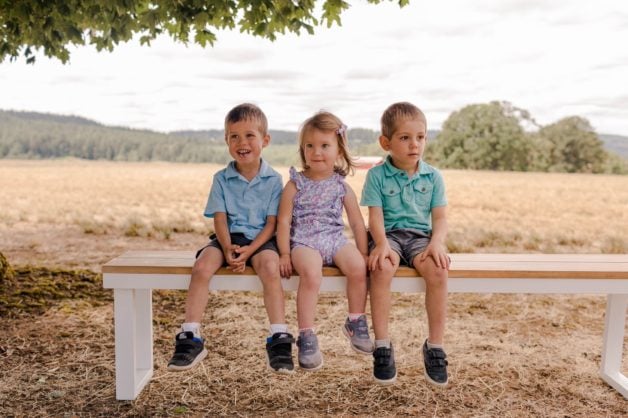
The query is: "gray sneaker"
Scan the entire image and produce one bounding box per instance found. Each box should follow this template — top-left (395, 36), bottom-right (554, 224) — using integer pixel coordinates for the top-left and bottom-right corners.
top-left (342, 315), bottom-right (374, 354)
top-left (297, 329), bottom-right (323, 371)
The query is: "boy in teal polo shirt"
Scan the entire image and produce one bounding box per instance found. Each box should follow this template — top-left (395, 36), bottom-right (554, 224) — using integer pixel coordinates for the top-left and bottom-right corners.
top-left (168, 103), bottom-right (294, 374)
top-left (361, 102), bottom-right (450, 386)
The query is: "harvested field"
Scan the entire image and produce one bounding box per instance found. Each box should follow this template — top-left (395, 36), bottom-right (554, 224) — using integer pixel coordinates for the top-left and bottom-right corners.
top-left (0, 160), bottom-right (627, 416)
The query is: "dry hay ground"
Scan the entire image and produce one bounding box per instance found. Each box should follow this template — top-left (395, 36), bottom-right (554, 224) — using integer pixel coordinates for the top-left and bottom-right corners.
top-left (1, 160), bottom-right (628, 416)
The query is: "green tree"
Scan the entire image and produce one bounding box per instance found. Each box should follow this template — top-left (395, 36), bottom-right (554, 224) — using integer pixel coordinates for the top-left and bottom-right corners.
top-left (538, 116), bottom-right (608, 173)
top-left (433, 101), bottom-right (531, 171)
top-left (0, 0), bottom-right (407, 64)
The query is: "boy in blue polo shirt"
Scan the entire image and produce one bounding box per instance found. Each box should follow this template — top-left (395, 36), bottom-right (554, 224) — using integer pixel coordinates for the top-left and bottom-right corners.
top-left (361, 102), bottom-right (450, 386)
top-left (168, 103), bottom-right (294, 374)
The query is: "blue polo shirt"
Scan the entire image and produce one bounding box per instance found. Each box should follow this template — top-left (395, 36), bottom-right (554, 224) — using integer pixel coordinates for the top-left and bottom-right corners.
top-left (360, 156), bottom-right (447, 233)
top-left (204, 159), bottom-right (283, 240)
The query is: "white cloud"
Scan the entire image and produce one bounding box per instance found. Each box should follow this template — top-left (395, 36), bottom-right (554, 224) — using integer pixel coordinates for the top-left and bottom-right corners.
top-left (0, 0), bottom-right (627, 135)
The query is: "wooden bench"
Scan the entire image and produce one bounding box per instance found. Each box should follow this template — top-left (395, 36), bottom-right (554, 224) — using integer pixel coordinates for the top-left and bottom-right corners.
top-left (102, 251), bottom-right (628, 400)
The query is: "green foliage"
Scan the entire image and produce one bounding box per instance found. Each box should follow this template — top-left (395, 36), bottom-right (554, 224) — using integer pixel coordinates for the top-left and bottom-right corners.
top-left (537, 116), bottom-right (608, 173)
top-left (0, 0), bottom-right (406, 63)
top-left (432, 101), bottom-right (627, 174)
top-left (433, 101), bottom-right (530, 171)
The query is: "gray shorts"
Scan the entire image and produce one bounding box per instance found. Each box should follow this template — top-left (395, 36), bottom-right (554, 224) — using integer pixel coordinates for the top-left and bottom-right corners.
top-left (196, 233), bottom-right (279, 265)
top-left (368, 228), bottom-right (431, 266)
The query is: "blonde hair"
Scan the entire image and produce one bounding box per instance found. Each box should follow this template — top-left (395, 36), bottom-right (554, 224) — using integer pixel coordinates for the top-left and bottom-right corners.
top-left (224, 103), bottom-right (268, 137)
top-left (380, 102), bottom-right (427, 139)
top-left (298, 111), bottom-right (355, 176)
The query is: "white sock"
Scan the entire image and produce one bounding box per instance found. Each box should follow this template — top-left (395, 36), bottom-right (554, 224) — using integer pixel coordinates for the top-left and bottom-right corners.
top-left (269, 323), bottom-right (289, 336)
top-left (181, 322), bottom-right (201, 338)
top-left (426, 340), bottom-right (444, 350)
top-left (375, 339), bottom-right (391, 349)
top-left (348, 313), bottom-right (364, 321)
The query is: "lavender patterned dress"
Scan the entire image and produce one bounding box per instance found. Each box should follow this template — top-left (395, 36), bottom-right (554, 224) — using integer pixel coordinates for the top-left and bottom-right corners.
top-left (289, 167), bottom-right (348, 266)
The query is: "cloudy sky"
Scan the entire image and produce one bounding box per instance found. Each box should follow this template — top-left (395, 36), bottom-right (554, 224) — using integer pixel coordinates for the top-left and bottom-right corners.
top-left (1, 0), bottom-right (627, 135)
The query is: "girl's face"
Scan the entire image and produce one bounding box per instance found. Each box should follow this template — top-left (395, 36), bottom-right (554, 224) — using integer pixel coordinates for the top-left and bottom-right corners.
top-left (302, 129), bottom-right (339, 176)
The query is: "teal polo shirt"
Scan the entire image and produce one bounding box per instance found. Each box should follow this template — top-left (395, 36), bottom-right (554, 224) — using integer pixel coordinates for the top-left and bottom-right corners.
top-left (204, 159), bottom-right (283, 240)
top-left (360, 156), bottom-right (447, 233)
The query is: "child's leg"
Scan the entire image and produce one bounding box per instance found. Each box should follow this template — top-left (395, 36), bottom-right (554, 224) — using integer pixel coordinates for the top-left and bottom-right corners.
top-left (333, 243), bottom-right (367, 314)
top-left (369, 252), bottom-right (400, 341)
top-left (413, 255), bottom-right (448, 345)
top-left (291, 246), bottom-right (323, 329)
top-left (250, 249), bottom-right (285, 325)
top-left (184, 247), bottom-right (224, 323)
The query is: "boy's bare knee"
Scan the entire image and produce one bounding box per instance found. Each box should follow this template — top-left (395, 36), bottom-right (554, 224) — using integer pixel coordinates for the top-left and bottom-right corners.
top-left (424, 267), bottom-right (448, 287)
top-left (370, 266), bottom-right (394, 286)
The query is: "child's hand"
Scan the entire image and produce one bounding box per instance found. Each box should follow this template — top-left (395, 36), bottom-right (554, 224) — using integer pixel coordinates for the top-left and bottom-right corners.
top-left (230, 245), bottom-right (252, 273)
top-left (223, 244), bottom-right (240, 267)
top-left (279, 254), bottom-right (292, 278)
top-left (420, 242), bottom-right (450, 270)
top-left (368, 243), bottom-right (393, 271)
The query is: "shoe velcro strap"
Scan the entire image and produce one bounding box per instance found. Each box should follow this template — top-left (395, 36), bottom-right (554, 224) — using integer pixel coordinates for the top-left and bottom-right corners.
top-left (268, 336), bottom-right (294, 348)
top-left (427, 358), bottom-right (448, 367)
top-left (175, 341), bottom-right (199, 353)
top-left (427, 350), bottom-right (446, 359)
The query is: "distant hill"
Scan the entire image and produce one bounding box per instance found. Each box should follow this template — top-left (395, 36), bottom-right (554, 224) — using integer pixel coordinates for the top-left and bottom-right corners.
top-left (1, 110), bottom-right (626, 166)
top-left (599, 134), bottom-right (628, 159)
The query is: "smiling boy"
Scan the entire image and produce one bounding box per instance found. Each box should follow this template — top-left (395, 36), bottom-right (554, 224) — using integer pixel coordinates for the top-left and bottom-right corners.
top-left (361, 102), bottom-right (450, 386)
top-left (168, 103), bottom-right (294, 374)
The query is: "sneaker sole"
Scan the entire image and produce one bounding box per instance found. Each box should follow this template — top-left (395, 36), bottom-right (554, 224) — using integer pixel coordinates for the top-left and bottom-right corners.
top-left (266, 358), bottom-right (296, 375)
top-left (167, 348), bottom-right (208, 372)
top-left (299, 357), bottom-right (324, 372)
top-left (341, 325), bottom-right (374, 355)
top-left (424, 371), bottom-right (448, 387)
top-left (374, 372), bottom-right (397, 386)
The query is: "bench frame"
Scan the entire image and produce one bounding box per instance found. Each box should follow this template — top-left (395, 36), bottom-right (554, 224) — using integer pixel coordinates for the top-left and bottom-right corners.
top-left (103, 252), bottom-right (628, 400)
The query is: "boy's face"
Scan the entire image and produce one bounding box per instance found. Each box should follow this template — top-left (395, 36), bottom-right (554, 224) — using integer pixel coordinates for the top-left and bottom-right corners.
top-left (225, 119), bottom-right (270, 168)
top-left (379, 118), bottom-right (427, 172)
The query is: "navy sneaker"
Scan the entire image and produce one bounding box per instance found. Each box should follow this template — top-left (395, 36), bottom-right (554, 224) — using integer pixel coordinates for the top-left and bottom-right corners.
top-left (422, 339), bottom-right (448, 386)
top-left (266, 332), bottom-right (295, 374)
top-left (167, 331), bottom-right (207, 371)
top-left (373, 344), bottom-right (397, 385)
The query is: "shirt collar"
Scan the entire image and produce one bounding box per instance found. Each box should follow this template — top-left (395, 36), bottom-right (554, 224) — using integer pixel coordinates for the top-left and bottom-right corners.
top-left (383, 155), bottom-right (433, 178)
top-left (225, 159), bottom-right (274, 179)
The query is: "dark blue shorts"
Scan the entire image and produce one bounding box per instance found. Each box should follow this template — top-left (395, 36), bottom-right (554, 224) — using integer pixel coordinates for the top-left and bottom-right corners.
top-left (196, 233), bottom-right (279, 265)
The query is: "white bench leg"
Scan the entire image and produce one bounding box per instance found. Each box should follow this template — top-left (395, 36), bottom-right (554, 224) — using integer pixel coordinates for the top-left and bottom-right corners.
top-left (600, 294), bottom-right (628, 399)
top-left (113, 288), bottom-right (154, 400)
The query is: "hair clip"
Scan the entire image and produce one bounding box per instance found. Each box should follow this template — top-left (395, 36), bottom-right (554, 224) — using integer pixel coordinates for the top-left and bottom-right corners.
top-left (336, 124), bottom-right (347, 136)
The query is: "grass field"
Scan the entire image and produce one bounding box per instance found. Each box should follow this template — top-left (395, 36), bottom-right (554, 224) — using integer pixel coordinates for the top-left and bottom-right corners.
top-left (0, 159), bottom-right (627, 416)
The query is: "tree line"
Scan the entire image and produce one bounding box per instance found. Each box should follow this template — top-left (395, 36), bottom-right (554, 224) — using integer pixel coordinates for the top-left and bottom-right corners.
top-left (425, 101), bottom-right (627, 174)
top-left (0, 105), bottom-right (626, 174)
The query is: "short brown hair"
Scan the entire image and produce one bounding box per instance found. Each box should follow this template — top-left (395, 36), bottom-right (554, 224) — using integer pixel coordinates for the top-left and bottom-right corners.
top-left (224, 103), bottom-right (268, 137)
top-left (380, 102), bottom-right (427, 139)
top-left (298, 111), bottom-right (356, 176)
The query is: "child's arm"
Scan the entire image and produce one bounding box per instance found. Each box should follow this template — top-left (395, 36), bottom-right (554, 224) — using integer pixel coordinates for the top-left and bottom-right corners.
top-left (343, 184), bottom-right (368, 262)
top-left (419, 206), bottom-right (450, 269)
top-left (230, 216), bottom-right (278, 273)
top-left (276, 181), bottom-right (297, 278)
top-left (367, 206), bottom-right (396, 271)
top-left (213, 212), bottom-right (239, 267)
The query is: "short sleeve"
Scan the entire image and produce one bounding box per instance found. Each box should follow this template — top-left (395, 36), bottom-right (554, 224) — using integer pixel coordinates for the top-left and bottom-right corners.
top-left (204, 173), bottom-right (226, 218)
top-left (266, 176), bottom-right (283, 217)
top-left (360, 168), bottom-right (383, 207)
top-left (430, 169), bottom-right (447, 208)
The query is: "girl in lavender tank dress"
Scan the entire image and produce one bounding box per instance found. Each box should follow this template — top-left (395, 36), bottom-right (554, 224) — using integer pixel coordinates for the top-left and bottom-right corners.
top-left (277, 111), bottom-right (374, 371)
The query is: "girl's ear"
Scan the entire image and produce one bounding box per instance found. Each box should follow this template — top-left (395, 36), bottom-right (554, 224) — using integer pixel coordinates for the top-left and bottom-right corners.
top-left (378, 135), bottom-right (391, 151)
